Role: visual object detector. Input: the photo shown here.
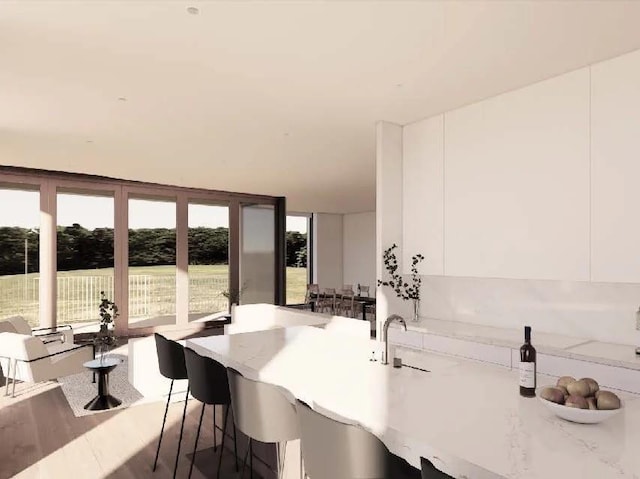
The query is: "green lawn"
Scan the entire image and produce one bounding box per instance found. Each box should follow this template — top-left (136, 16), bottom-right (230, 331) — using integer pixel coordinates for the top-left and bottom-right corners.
top-left (0, 265), bottom-right (307, 326)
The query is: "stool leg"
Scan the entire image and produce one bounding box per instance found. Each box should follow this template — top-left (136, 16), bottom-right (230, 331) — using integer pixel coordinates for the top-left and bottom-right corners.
top-left (188, 403), bottom-right (205, 479)
top-left (11, 359), bottom-right (17, 398)
top-left (240, 438), bottom-right (251, 478)
top-left (153, 379), bottom-right (173, 472)
top-left (216, 404), bottom-right (230, 477)
top-left (4, 359), bottom-right (11, 396)
top-left (213, 404), bottom-right (217, 452)
top-left (173, 386), bottom-right (189, 479)
top-left (232, 407), bottom-right (239, 472)
top-left (250, 438), bottom-right (254, 479)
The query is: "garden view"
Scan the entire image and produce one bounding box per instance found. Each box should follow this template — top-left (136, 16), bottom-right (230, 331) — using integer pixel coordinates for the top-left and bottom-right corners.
top-left (0, 224), bottom-right (308, 326)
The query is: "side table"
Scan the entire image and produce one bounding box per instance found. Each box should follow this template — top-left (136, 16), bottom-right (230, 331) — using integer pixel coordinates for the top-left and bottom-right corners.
top-left (83, 358), bottom-right (122, 411)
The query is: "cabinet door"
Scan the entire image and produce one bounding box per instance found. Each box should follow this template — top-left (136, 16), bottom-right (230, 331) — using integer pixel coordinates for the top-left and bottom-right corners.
top-left (591, 49), bottom-right (640, 283)
top-left (443, 68), bottom-right (590, 281)
top-left (402, 115), bottom-right (444, 276)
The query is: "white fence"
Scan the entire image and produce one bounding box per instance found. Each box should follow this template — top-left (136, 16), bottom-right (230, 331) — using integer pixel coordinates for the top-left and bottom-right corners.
top-left (0, 274), bottom-right (229, 326)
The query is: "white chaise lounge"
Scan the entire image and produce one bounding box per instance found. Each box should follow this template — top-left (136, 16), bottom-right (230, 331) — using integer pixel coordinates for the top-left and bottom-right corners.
top-left (0, 316), bottom-right (93, 397)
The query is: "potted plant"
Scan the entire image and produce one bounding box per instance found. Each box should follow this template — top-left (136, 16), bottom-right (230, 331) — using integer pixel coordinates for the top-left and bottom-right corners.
top-left (95, 291), bottom-right (118, 362)
top-left (377, 244), bottom-right (425, 321)
top-left (220, 282), bottom-right (247, 314)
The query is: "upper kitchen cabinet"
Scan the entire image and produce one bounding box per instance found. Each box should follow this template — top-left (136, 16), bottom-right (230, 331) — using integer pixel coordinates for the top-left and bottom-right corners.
top-left (402, 115), bottom-right (445, 276)
top-left (443, 68), bottom-right (591, 281)
top-left (591, 49), bottom-right (640, 283)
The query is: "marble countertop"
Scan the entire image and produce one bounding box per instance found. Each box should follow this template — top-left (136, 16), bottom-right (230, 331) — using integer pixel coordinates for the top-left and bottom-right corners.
top-left (187, 325), bottom-right (640, 479)
top-left (398, 317), bottom-right (640, 371)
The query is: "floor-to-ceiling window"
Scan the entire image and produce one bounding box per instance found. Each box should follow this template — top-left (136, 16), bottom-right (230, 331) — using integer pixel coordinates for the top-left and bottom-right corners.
top-left (128, 196), bottom-right (177, 328)
top-left (0, 186), bottom-right (40, 326)
top-left (188, 201), bottom-right (230, 319)
top-left (0, 168), bottom-right (285, 333)
top-left (56, 190), bottom-right (114, 329)
top-left (286, 214), bottom-right (309, 304)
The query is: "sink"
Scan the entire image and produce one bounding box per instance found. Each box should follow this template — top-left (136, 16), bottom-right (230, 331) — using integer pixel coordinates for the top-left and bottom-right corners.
top-left (394, 348), bottom-right (459, 372)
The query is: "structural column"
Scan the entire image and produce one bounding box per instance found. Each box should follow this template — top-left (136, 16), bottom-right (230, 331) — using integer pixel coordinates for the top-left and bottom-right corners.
top-left (375, 121), bottom-right (406, 339)
top-left (39, 180), bottom-right (57, 328)
top-left (176, 193), bottom-right (189, 325)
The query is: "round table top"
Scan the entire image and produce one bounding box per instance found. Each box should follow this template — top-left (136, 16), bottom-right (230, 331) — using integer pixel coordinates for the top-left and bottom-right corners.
top-left (84, 357), bottom-right (121, 370)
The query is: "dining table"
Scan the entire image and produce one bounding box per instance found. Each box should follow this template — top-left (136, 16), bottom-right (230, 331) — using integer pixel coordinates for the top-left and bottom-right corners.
top-left (309, 292), bottom-right (376, 320)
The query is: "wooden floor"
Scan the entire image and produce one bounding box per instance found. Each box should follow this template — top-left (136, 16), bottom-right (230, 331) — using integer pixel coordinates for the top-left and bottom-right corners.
top-left (0, 380), bottom-right (241, 479)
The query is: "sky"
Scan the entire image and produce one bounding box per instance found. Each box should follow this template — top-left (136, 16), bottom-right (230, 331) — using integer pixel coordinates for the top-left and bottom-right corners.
top-left (0, 189), bottom-right (308, 232)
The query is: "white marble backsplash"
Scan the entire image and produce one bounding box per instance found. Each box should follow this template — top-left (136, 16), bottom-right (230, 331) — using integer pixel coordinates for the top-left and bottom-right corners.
top-left (418, 276), bottom-right (640, 346)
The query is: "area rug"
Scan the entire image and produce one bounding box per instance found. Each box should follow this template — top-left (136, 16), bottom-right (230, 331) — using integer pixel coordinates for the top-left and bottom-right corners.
top-left (58, 353), bottom-right (153, 417)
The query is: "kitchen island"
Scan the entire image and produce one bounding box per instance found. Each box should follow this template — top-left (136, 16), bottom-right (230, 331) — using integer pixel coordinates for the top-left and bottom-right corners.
top-left (187, 325), bottom-right (640, 478)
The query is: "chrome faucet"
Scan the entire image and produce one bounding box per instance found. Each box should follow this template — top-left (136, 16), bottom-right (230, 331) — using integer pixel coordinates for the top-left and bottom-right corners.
top-left (381, 314), bottom-right (407, 365)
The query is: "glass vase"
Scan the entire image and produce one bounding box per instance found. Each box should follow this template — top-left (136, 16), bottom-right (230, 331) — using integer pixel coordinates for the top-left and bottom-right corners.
top-left (412, 298), bottom-right (420, 322)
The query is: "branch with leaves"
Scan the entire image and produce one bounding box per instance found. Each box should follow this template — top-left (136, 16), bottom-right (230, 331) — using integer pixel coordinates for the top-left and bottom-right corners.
top-left (95, 291), bottom-right (119, 352)
top-left (377, 244), bottom-right (425, 301)
top-left (99, 291), bottom-right (119, 326)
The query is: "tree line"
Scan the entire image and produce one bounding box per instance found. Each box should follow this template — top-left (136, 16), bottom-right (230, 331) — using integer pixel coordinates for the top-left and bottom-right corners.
top-left (0, 225), bottom-right (307, 275)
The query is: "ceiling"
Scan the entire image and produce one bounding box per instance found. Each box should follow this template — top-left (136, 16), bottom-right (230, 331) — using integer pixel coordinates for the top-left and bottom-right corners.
top-left (2, 1), bottom-right (640, 213)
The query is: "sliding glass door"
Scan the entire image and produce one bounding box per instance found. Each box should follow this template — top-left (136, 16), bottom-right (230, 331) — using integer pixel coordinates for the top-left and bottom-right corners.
top-left (239, 204), bottom-right (276, 305)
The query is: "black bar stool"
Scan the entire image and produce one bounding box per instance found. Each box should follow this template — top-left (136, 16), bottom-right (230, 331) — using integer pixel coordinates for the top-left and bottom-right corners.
top-left (184, 347), bottom-right (239, 479)
top-left (420, 457), bottom-right (454, 478)
top-left (153, 333), bottom-right (190, 478)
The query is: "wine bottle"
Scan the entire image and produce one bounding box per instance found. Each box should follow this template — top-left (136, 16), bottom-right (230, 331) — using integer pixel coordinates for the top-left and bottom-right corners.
top-left (519, 326), bottom-right (537, 397)
top-left (635, 307), bottom-right (640, 356)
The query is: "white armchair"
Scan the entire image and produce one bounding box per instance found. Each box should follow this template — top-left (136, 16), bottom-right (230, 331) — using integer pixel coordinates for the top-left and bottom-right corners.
top-left (0, 316), bottom-right (94, 397)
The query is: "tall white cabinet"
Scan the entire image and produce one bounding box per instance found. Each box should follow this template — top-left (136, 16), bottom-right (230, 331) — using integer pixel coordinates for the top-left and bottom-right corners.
top-left (402, 50), bottom-right (640, 284)
top-left (591, 49), bottom-right (640, 283)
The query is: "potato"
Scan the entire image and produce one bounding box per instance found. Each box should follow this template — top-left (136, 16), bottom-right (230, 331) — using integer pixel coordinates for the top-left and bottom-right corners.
top-left (557, 376), bottom-right (576, 388)
top-left (566, 379), bottom-right (591, 397)
top-left (580, 377), bottom-right (599, 396)
top-left (540, 387), bottom-right (565, 404)
top-left (586, 397), bottom-right (597, 410)
top-left (565, 395), bottom-right (589, 409)
top-left (597, 391), bottom-right (621, 410)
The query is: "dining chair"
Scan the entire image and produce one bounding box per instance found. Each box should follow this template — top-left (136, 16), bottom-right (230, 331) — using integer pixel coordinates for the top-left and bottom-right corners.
top-left (184, 347), bottom-right (239, 479)
top-left (304, 284), bottom-right (320, 311)
top-left (359, 285), bottom-right (370, 297)
top-left (318, 288), bottom-right (337, 314)
top-left (337, 289), bottom-right (355, 318)
top-left (227, 368), bottom-right (300, 479)
top-left (153, 333), bottom-right (190, 478)
top-left (342, 284), bottom-right (354, 293)
top-left (420, 457), bottom-right (454, 478)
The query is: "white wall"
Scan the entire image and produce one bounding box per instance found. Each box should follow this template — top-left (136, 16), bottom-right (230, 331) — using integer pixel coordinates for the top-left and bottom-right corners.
top-left (376, 121), bottom-right (411, 336)
top-left (391, 48), bottom-right (640, 345)
top-left (312, 213), bottom-right (343, 289)
top-left (342, 212), bottom-right (376, 290)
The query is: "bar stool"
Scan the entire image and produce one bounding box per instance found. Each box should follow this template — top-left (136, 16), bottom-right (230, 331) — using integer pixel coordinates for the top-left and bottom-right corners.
top-left (295, 400), bottom-right (390, 479)
top-left (227, 368), bottom-right (299, 479)
top-left (152, 333), bottom-right (190, 478)
top-left (184, 347), bottom-right (239, 479)
top-left (420, 457), bottom-right (454, 478)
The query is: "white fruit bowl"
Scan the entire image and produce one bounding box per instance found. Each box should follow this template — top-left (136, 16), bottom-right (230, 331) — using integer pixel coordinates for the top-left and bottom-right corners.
top-left (539, 397), bottom-right (622, 424)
